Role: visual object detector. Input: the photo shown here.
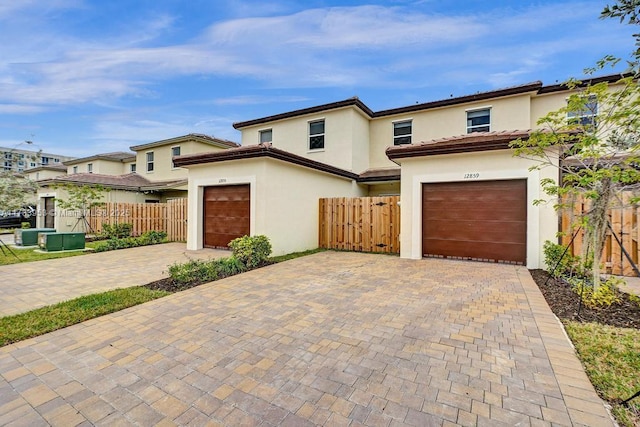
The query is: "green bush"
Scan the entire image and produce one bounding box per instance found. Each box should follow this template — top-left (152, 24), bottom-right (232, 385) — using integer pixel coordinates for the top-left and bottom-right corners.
top-left (229, 235), bottom-right (272, 269)
top-left (100, 223), bottom-right (133, 239)
top-left (568, 276), bottom-right (622, 308)
top-left (93, 230), bottom-right (167, 252)
top-left (21, 222), bottom-right (30, 229)
top-left (543, 240), bottom-right (579, 277)
top-left (168, 256), bottom-right (248, 285)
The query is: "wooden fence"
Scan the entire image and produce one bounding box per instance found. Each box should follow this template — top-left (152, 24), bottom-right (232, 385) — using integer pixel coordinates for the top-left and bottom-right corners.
top-left (89, 199), bottom-right (188, 242)
top-left (319, 196), bottom-right (400, 253)
top-left (561, 193), bottom-right (639, 276)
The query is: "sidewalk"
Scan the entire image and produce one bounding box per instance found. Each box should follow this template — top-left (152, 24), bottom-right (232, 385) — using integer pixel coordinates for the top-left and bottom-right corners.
top-left (0, 243), bottom-right (226, 316)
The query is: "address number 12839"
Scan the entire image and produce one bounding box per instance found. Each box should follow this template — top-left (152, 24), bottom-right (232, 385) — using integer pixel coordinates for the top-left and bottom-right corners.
top-left (463, 173), bottom-right (480, 179)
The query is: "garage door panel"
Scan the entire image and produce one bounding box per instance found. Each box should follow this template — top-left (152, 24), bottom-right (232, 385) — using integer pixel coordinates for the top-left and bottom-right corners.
top-left (423, 239), bottom-right (526, 263)
top-left (424, 207), bottom-right (527, 221)
top-left (425, 221), bottom-right (526, 243)
top-left (203, 185), bottom-right (250, 249)
top-left (422, 180), bottom-right (527, 264)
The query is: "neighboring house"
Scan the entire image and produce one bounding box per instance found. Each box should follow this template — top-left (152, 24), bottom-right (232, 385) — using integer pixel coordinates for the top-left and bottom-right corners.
top-left (175, 74), bottom-right (623, 267)
top-left (34, 134), bottom-right (238, 231)
top-left (0, 146), bottom-right (74, 172)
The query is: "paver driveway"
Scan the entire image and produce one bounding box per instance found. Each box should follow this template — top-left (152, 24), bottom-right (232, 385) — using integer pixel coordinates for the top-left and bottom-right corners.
top-left (0, 252), bottom-right (613, 426)
top-left (0, 243), bottom-right (226, 316)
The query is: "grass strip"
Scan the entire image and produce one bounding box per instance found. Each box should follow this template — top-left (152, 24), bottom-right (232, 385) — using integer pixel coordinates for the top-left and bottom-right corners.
top-left (268, 248), bottom-right (326, 263)
top-left (0, 242), bottom-right (99, 266)
top-left (0, 287), bottom-right (170, 347)
top-left (564, 321), bottom-right (640, 427)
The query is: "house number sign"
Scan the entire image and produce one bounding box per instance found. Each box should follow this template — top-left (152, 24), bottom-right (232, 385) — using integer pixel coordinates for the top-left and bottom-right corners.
top-left (218, 178), bottom-right (227, 183)
top-left (463, 173), bottom-right (480, 179)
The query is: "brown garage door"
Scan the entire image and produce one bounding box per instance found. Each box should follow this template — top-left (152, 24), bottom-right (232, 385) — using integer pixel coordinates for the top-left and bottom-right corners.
top-left (422, 180), bottom-right (527, 264)
top-left (203, 185), bottom-right (250, 249)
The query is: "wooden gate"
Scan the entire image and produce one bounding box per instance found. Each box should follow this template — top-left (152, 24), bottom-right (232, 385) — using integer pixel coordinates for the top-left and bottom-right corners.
top-left (561, 193), bottom-right (639, 276)
top-left (319, 196), bottom-right (400, 253)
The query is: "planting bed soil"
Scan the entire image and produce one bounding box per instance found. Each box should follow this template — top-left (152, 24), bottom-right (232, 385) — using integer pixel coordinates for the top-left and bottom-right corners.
top-left (529, 269), bottom-right (640, 329)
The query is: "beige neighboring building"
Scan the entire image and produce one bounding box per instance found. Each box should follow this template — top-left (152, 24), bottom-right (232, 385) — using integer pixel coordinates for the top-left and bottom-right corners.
top-left (34, 134), bottom-right (238, 232)
top-left (175, 74), bottom-right (623, 267)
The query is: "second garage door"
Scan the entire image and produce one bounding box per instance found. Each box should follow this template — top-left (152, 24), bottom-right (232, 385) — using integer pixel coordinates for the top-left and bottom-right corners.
top-left (422, 180), bottom-right (527, 264)
top-left (203, 184), bottom-right (250, 249)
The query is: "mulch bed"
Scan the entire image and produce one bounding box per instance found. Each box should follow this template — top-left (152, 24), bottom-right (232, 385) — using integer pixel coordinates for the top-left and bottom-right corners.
top-left (530, 269), bottom-right (640, 329)
top-left (143, 278), bottom-right (192, 293)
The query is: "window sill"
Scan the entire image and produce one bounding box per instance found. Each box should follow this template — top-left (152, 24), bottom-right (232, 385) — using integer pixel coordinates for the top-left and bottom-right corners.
top-left (307, 149), bottom-right (325, 153)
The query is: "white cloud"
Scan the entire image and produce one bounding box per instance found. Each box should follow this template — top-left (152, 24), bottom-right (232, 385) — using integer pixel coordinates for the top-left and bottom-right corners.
top-left (0, 1), bottom-right (633, 112)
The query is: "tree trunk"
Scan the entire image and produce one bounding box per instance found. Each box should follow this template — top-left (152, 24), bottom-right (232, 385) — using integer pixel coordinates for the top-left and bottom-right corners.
top-left (581, 178), bottom-right (613, 289)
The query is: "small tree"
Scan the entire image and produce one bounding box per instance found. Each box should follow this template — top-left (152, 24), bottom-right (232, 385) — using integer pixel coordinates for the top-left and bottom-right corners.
top-left (0, 145), bottom-right (40, 212)
top-left (511, 68), bottom-right (640, 288)
top-left (53, 184), bottom-right (109, 233)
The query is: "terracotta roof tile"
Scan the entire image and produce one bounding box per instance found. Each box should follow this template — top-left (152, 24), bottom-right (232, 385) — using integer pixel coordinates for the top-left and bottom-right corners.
top-left (38, 173), bottom-right (187, 191)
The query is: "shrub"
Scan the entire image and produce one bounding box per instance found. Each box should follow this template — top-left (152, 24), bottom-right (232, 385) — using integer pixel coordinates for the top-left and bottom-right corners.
top-left (229, 235), bottom-right (272, 269)
top-left (21, 222), bottom-right (30, 229)
top-left (168, 259), bottom-right (219, 285)
top-left (543, 240), bottom-right (579, 277)
top-left (93, 230), bottom-right (167, 252)
top-left (568, 275), bottom-right (622, 308)
top-left (100, 223), bottom-right (133, 239)
top-left (168, 256), bottom-right (248, 285)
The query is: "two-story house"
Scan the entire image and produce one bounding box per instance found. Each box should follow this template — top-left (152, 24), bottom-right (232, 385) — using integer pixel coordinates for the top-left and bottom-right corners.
top-left (175, 75), bottom-right (622, 267)
top-left (35, 134), bottom-right (237, 231)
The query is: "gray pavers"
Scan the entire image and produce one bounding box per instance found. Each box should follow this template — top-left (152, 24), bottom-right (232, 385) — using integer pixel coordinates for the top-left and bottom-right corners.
top-left (0, 243), bottom-right (226, 316)
top-left (0, 252), bottom-right (614, 425)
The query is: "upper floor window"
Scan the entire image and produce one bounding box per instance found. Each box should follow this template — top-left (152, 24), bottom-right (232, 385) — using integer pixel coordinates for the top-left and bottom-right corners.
top-left (146, 152), bottom-right (154, 172)
top-left (393, 120), bottom-right (412, 145)
top-left (567, 95), bottom-right (598, 128)
top-left (309, 120), bottom-right (325, 150)
top-left (259, 129), bottom-right (273, 144)
top-left (171, 146), bottom-right (181, 168)
top-left (87, 163), bottom-right (93, 173)
top-left (467, 108), bottom-right (491, 133)
top-left (130, 163), bottom-right (137, 173)
top-left (72, 166), bottom-right (78, 174)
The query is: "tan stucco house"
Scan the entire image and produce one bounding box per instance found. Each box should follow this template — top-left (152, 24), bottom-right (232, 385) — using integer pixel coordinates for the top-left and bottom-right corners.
top-left (34, 134), bottom-right (237, 231)
top-left (175, 75), bottom-right (623, 268)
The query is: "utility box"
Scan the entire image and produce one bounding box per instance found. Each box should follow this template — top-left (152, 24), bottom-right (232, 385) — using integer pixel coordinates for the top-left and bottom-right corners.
top-left (14, 228), bottom-right (56, 246)
top-left (38, 232), bottom-right (86, 251)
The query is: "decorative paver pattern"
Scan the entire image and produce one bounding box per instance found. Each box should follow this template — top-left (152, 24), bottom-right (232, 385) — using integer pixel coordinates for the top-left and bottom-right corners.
top-left (0, 243), bottom-right (226, 316)
top-left (0, 252), bottom-right (614, 425)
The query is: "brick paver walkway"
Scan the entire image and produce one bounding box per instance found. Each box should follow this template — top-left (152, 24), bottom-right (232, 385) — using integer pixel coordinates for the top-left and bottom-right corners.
top-left (0, 252), bottom-right (613, 426)
top-left (0, 243), bottom-right (226, 316)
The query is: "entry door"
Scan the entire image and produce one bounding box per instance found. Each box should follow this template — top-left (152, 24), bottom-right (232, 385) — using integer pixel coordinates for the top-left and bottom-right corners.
top-left (203, 185), bottom-right (250, 249)
top-left (44, 197), bottom-right (55, 229)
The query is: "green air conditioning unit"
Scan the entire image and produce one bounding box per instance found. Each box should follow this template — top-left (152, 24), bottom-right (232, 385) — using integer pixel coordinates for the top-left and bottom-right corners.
top-left (38, 232), bottom-right (86, 251)
top-left (14, 228), bottom-right (56, 246)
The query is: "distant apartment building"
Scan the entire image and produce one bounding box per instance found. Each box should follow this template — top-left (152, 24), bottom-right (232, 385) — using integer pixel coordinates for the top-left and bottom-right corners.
top-left (0, 146), bottom-right (75, 172)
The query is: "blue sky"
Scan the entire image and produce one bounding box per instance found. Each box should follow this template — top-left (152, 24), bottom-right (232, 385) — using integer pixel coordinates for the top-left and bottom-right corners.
top-left (0, 0), bottom-right (635, 157)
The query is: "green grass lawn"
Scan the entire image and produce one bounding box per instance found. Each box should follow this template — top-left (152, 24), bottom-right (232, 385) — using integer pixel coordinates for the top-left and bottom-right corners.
top-left (0, 241), bottom-right (98, 266)
top-left (564, 321), bottom-right (640, 427)
top-left (0, 287), bottom-right (170, 347)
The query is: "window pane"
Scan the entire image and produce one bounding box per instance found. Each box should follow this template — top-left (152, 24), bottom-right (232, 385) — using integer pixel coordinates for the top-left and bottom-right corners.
top-left (310, 135), bottom-right (324, 150)
top-left (469, 125), bottom-right (490, 133)
top-left (310, 121), bottom-right (324, 135)
top-left (260, 129), bottom-right (272, 143)
top-left (394, 136), bottom-right (411, 145)
top-left (172, 147), bottom-right (180, 156)
top-left (147, 152), bottom-right (154, 161)
top-left (393, 121), bottom-right (412, 136)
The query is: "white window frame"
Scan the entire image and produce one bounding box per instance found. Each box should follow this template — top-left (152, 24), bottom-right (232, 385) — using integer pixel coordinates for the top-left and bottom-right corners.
top-left (171, 146), bottom-right (181, 169)
top-left (130, 163), bottom-right (137, 173)
top-left (466, 107), bottom-right (491, 133)
top-left (87, 163), bottom-right (93, 173)
top-left (146, 151), bottom-right (154, 173)
top-left (308, 119), bottom-right (325, 151)
top-left (567, 95), bottom-right (598, 127)
top-left (72, 166), bottom-right (78, 174)
top-left (393, 119), bottom-right (413, 145)
top-left (259, 128), bottom-right (273, 144)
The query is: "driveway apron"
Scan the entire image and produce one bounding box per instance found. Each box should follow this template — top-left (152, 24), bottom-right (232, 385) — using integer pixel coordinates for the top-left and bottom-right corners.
top-left (0, 243), bottom-right (226, 316)
top-left (0, 252), bottom-right (613, 426)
